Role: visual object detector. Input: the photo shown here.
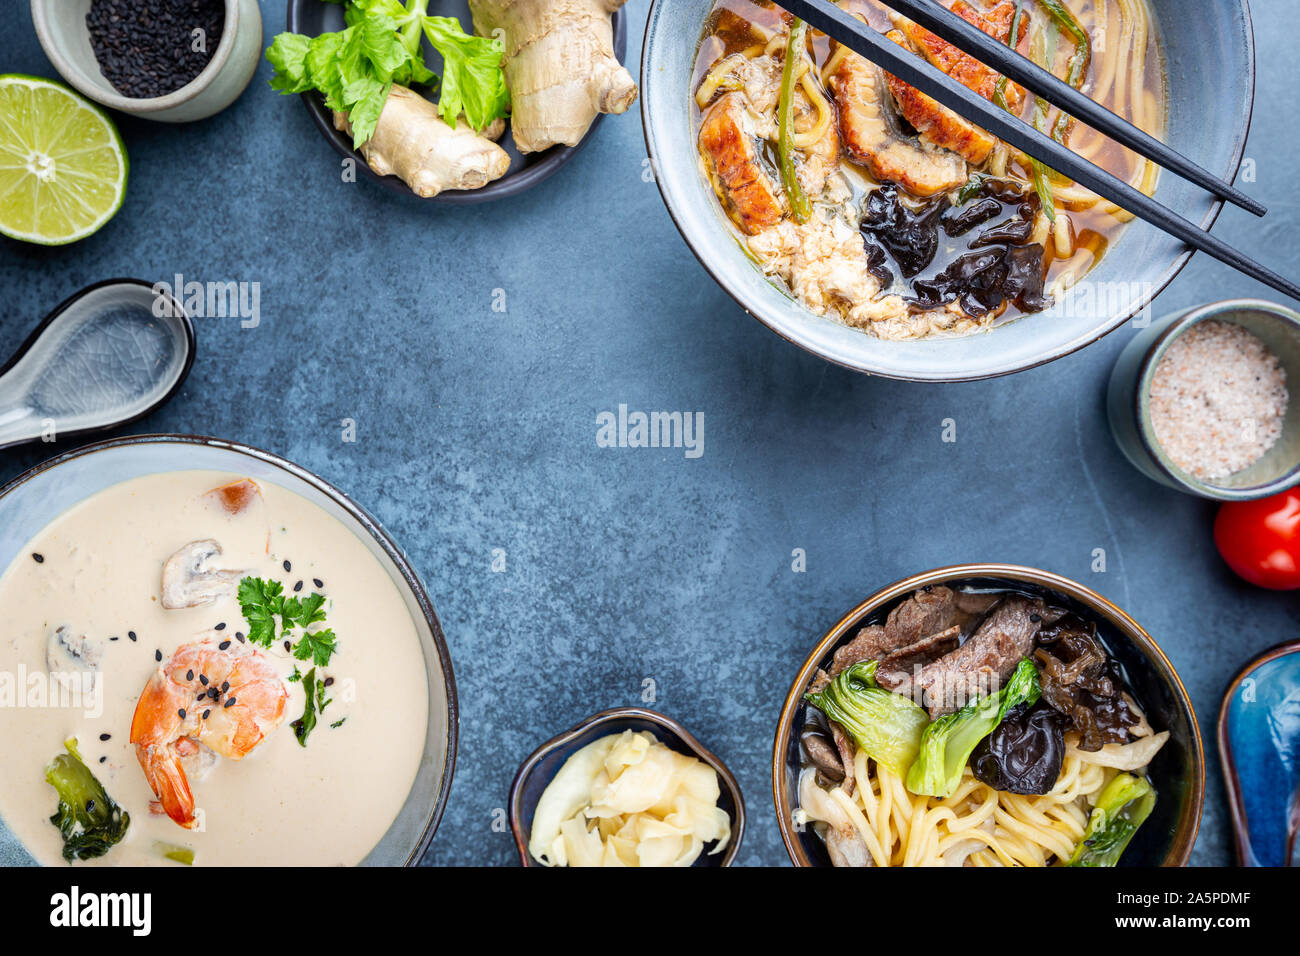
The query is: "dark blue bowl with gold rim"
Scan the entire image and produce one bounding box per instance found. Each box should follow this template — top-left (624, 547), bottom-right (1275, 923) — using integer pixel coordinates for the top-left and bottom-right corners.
top-left (508, 706), bottom-right (745, 867)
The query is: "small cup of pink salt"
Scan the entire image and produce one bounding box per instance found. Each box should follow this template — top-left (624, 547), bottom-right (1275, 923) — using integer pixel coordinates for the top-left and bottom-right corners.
top-left (1107, 299), bottom-right (1300, 501)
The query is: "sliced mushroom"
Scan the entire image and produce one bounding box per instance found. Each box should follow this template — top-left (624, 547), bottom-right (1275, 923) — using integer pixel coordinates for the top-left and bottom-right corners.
top-left (161, 539), bottom-right (245, 609)
top-left (801, 728), bottom-right (846, 783)
top-left (46, 626), bottom-right (103, 692)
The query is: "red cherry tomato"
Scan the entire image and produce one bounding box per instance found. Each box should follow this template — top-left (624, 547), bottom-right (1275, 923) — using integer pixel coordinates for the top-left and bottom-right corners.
top-left (1214, 490), bottom-right (1300, 590)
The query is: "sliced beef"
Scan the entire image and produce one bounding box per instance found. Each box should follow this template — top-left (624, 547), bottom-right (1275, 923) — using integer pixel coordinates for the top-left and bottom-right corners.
top-left (807, 666), bottom-right (831, 696)
top-left (881, 624), bottom-right (962, 672)
top-left (914, 595), bottom-right (1045, 716)
top-left (884, 585), bottom-right (960, 646)
top-left (954, 590), bottom-right (1001, 616)
top-left (828, 624), bottom-right (892, 678)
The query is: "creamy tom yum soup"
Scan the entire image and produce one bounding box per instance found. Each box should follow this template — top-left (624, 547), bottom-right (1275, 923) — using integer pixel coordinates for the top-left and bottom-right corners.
top-left (0, 470), bottom-right (429, 866)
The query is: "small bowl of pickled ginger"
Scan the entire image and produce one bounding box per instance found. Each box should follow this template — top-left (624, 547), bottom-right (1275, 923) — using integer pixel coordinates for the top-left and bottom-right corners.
top-left (509, 707), bottom-right (744, 867)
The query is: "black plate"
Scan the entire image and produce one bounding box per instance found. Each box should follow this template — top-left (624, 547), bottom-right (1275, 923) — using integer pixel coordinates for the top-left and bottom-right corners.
top-left (285, 0), bottom-right (629, 203)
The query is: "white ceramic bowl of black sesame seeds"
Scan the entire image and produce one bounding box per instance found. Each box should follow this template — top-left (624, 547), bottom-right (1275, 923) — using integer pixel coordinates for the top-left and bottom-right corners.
top-left (31, 0), bottom-right (262, 122)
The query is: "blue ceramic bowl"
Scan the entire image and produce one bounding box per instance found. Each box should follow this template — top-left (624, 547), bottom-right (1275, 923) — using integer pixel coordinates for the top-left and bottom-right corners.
top-left (641, 0), bottom-right (1255, 381)
top-left (1219, 640), bottom-right (1300, 867)
top-left (0, 435), bottom-right (458, 866)
top-left (509, 707), bottom-right (745, 866)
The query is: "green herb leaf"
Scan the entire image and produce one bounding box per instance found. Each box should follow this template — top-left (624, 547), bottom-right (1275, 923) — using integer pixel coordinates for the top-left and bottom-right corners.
top-left (422, 16), bottom-right (509, 131)
top-left (264, 0), bottom-right (508, 147)
top-left (46, 739), bottom-right (130, 862)
top-left (293, 627), bottom-right (338, 668)
top-left (237, 577), bottom-right (284, 647)
top-left (292, 668), bottom-right (320, 747)
top-left (266, 33), bottom-right (315, 93)
top-left (238, 577), bottom-right (337, 667)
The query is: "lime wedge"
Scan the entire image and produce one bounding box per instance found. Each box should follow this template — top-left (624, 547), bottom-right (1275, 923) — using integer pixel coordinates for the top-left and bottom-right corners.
top-left (0, 75), bottom-right (128, 245)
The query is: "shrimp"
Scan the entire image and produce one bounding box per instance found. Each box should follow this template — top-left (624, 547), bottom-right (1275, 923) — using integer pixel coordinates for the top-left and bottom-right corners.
top-left (130, 641), bottom-right (289, 829)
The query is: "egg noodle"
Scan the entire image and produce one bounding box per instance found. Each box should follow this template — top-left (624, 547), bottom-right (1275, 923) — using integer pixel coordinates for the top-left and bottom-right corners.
top-left (798, 728), bottom-right (1168, 866)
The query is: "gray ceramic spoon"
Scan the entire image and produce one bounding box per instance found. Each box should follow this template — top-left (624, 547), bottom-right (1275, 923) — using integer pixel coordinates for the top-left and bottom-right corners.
top-left (0, 279), bottom-right (194, 449)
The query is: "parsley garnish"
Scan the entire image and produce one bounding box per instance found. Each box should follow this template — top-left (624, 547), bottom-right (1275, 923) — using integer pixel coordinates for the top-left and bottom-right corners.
top-left (237, 576), bottom-right (338, 666)
top-left (292, 627), bottom-right (337, 668)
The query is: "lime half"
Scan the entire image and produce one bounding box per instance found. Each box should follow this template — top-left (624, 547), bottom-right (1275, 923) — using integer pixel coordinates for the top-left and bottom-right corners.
top-left (0, 75), bottom-right (128, 245)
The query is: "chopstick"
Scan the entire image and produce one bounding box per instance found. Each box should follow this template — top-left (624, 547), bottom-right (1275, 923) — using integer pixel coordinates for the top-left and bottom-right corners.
top-left (878, 0), bottom-right (1266, 217)
top-left (774, 0), bottom-right (1300, 302)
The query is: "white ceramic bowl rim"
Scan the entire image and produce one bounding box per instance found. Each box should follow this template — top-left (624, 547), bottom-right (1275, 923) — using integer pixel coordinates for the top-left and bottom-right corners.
top-left (0, 432), bottom-right (459, 865)
top-left (640, 0), bottom-right (1258, 381)
top-left (30, 0), bottom-right (239, 112)
top-left (1134, 297), bottom-right (1300, 500)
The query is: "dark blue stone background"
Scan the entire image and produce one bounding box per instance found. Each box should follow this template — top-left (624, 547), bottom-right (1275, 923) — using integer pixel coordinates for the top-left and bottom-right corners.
top-left (2, 0), bottom-right (1296, 866)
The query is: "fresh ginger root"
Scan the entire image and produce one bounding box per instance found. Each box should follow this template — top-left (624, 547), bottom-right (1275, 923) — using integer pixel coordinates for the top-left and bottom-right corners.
top-left (469, 0), bottom-right (638, 153)
top-left (333, 85), bottom-right (511, 198)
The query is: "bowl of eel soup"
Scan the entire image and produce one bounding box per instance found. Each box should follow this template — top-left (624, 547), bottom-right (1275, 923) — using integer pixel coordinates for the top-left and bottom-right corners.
top-left (773, 565), bottom-right (1203, 866)
top-left (642, 0), bottom-right (1255, 380)
top-left (0, 435), bottom-right (456, 867)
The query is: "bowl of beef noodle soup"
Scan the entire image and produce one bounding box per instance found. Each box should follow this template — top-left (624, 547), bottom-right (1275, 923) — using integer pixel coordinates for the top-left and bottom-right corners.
top-left (641, 0), bottom-right (1254, 380)
top-left (772, 565), bottom-right (1204, 866)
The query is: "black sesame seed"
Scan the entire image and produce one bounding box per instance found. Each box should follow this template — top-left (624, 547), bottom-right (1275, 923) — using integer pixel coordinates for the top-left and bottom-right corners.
top-left (99, 756), bottom-right (107, 764)
top-left (110, 635), bottom-right (119, 641)
top-left (284, 640), bottom-right (292, 652)
top-left (31, 553), bottom-right (44, 564)
top-left (155, 649), bottom-right (162, 662)
top-left (186, 669), bottom-right (194, 681)
top-left (99, 733), bottom-right (111, 741)
top-left (218, 640), bottom-right (231, 651)
top-left (224, 697), bottom-right (236, 708)
top-left (283, 560), bottom-right (292, 572)
top-left (323, 677), bottom-right (335, 687)
top-left (202, 709), bottom-right (210, 719)
top-left (199, 674), bottom-right (209, 685)
top-left (313, 578), bottom-right (323, 588)
top-left (294, 580), bottom-right (303, 592)
top-left (177, 708), bottom-right (186, 719)
top-left (128, 631), bottom-right (137, 642)
top-left (235, 632), bottom-right (246, 643)
top-left (208, 688), bottom-right (219, 699)
top-left (197, 691), bottom-right (206, 700)
top-left (1030, 614), bottom-right (1042, 623)
top-left (221, 681), bottom-right (229, 693)
top-left (85, 0), bottom-right (225, 99)
top-left (214, 622), bottom-right (226, 631)
top-left (85, 799), bottom-right (96, 813)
